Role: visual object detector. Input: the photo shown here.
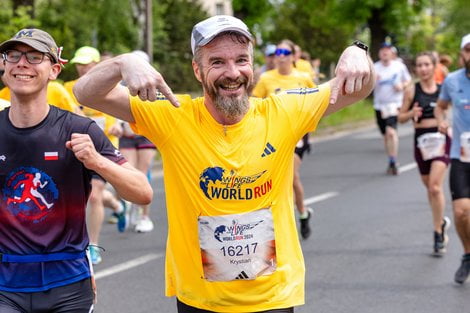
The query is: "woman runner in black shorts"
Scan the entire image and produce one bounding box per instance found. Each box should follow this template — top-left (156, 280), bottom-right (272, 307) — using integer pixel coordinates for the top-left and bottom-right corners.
top-left (398, 51), bottom-right (452, 255)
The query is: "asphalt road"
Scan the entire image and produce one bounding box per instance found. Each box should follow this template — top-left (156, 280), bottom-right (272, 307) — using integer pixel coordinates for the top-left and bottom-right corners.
top-left (93, 123), bottom-right (470, 313)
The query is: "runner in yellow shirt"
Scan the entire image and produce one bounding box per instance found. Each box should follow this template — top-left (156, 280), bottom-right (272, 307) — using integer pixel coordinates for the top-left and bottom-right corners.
top-left (73, 15), bottom-right (374, 313)
top-left (294, 44), bottom-right (315, 81)
top-left (0, 81), bottom-right (78, 113)
top-left (64, 46), bottom-right (125, 265)
top-left (253, 39), bottom-right (316, 240)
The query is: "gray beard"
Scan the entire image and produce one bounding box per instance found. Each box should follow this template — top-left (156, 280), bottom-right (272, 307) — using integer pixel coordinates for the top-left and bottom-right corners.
top-left (213, 92), bottom-right (249, 119)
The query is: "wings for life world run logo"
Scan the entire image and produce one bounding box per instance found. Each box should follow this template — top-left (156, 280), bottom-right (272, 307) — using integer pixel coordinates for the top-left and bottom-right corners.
top-left (214, 219), bottom-right (263, 242)
top-left (2, 166), bottom-right (58, 223)
top-left (198, 166), bottom-right (272, 200)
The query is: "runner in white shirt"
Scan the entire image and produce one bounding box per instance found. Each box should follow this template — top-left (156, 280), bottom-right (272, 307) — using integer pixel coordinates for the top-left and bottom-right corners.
top-left (373, 43), bottom-right (411, 175)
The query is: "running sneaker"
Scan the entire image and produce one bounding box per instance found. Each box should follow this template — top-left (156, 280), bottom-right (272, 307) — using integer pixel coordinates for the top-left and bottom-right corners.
top-left (434, 216), bottom-right (451, 255)
top-left (129, 205), bottom-right (142, 227)
top-left (134, 216), bottom-right (154, 233)
top-left (117, 200), bottom-right (130, 233)
top-left (299, 207), bottom-right (313, 240)
top-left (454, 254), bottom-right (470, 284)
top-left (107, 212), bottom-right (119, 224)
top-left (89, 245), bottom-right (102, 265)
top-left (386, 162), bottom-right (398, 175)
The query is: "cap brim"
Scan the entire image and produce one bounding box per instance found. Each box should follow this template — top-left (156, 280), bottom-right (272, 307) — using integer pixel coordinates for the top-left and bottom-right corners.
top-left (70, 55), bottom-right (95, 64)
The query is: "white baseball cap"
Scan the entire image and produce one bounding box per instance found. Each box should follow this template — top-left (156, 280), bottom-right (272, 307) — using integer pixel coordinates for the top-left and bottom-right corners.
top-left (461, 34), bottom-right (470, 49)
top-left (191, 15), bottom-right (252, 54)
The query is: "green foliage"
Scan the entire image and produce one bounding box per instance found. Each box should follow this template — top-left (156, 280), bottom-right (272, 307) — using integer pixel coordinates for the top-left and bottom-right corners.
top-left (266, 0), bottom-right (354, 66)
top-left (436, 0), bottom-right (470, 67)
top-left (318, 98), bottom-right (374, 130)
top-left (153, 0), bottom-right (208, 92)
top-left (0, 3), bottom-right (40, 43)
top-left (232, 0), bottom-right (273, 30)
top-left (1, 0), bottom-right (467, 93)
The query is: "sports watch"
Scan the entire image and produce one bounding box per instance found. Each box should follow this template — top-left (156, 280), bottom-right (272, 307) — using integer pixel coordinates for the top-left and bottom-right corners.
top-left (352, 40), bottom-right (369, 54)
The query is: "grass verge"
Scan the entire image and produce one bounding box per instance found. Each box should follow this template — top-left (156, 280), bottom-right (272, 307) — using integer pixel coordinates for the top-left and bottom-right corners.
top-left (316, 98), bottom-right (374, 135)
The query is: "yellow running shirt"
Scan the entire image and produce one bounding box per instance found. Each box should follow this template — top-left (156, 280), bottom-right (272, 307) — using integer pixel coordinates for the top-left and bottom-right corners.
top-left (295, 59), bottom-right (315, 81)
top-left (0, 98), bottom-right (9, 111)
top-left (130, 84), bottom-right (330, 312)
top-left (64, 79), bottom-right (119, 146)
top-left (252, 69), bottom-right (315, 98)
top-left (0, 81), bottom-right (77, 112)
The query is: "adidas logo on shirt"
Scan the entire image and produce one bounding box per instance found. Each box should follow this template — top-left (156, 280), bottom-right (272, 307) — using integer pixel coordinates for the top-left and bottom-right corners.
top-left (235, 271), bottom-right (250, 280)
top-left (261, 142), bottom-right (276, 157)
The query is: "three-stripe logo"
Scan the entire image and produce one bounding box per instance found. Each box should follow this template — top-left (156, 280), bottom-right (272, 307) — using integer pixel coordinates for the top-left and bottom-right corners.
top-left (261, 142), bottom-right (276, 157)
top-left (235, 271), bottom-right (249, 280)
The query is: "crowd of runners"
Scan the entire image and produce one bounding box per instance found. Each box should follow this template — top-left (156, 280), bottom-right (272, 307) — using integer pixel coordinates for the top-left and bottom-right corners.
top-left (0, 14), bottom-right (469, 313)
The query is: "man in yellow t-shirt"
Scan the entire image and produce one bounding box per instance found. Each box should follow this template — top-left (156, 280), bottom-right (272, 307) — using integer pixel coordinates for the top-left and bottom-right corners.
top-left (72, 15), bottom-right (374, 313)
top-left (64, 46), bottom-right (124, 265)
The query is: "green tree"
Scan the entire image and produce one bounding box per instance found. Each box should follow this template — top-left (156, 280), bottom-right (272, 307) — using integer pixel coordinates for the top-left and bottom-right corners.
top-left (232, 0), bottom-right (273, 31)
top-left (153, 0), bottom-right (208, 92)
top-left (0, 2), bottom-right (39, 43)
top-left (267, 0), bottom-right (354, 67)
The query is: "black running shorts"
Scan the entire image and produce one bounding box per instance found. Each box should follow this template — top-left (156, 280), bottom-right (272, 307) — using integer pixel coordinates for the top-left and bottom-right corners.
top-left (119, 135), bottom-right (156, 150)
top-left (375, 110), bottom-right (397, 135)
top-left (177, 299), bottom-right (294, 313)
top-left (0, 278), bottom-right (94, 313)
top-left (450, 159), bottom-right (470, 200)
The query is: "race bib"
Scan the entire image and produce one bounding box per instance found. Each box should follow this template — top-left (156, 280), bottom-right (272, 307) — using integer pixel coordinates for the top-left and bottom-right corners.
top-left (380, 103), bottom-right (399, 119)
top-left (198, 207), bottom-right (276, 282)
top-left (417, 132), bottom-right (446, 161)
top-left (92, 117), bottom-right (106, 131)
top-left (460, 132), bottom-right (470, 163)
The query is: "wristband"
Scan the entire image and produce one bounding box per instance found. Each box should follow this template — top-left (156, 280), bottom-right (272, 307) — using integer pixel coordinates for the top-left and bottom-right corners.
top-left (352, 40), bottom-right (369, 54)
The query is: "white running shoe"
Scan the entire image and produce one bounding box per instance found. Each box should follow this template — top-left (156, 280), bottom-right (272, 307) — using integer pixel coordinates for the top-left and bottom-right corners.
top-left (134, 216), bottom-right (154, 233)
top-left (129, 205), bottom-right (142, 227)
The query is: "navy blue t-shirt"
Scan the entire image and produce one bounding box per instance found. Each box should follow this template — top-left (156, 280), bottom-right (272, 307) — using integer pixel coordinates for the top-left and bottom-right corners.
top-left (0, 105), bottom-right (125, 292)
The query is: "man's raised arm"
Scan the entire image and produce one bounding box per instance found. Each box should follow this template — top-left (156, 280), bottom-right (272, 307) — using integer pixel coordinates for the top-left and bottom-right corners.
top-left (73, 53), bottom-right (180, 122)
top-left (323, 45), bottom-right (376, 116)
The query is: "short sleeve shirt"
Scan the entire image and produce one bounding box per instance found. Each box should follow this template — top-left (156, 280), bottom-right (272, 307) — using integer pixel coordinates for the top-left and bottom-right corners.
top-left (128, 84), bottom-right (330, 312)
top-left (0, 106), bottom-right (125, 292)
top-left (439, 68), bottom-right (470, 159)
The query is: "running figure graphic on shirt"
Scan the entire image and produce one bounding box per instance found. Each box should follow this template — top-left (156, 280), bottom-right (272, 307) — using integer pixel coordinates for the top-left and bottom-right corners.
top-left (7, 172), bottom-right (53, 210)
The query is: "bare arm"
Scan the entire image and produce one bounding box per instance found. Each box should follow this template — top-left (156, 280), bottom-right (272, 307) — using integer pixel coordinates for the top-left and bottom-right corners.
top-left (434, 99), bottom-right (451, 134)
top-left (66, 133), bottom-right (153, 204)
top-left (324, 46), bottom-right (375, 116)
top-left (398, 84), bottom-right (421, 123)
top-left (73, 53), bottom-right (179, 122)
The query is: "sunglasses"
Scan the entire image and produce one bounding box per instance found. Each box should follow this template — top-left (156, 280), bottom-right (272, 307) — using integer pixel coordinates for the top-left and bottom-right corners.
top-left (275, 48), bottom-right (292, 56)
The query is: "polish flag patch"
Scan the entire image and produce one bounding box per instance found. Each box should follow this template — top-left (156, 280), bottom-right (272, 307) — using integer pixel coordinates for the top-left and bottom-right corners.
top-left (44, 152), bottom-right (59, 161)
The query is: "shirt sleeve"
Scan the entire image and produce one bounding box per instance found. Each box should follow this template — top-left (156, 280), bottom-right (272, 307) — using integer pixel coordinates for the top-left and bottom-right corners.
top-left (401, 63), bottom-right (411, 82)
top-left (274, 83), bottom-right (331, 140)
top-left (87, 121), bottom-right (126, 165)
top-left (438, 77), bottom-right (452, 102)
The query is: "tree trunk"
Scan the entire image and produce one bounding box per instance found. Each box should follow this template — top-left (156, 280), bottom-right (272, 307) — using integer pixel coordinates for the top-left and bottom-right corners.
top-left (368, 8), bottom-right (388, 62)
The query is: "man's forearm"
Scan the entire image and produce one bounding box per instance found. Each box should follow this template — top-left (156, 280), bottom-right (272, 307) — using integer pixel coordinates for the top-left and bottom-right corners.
top-left (73, 56), bottom-right (124, 108)
top-left (93, 158), bottom-right (153, 205)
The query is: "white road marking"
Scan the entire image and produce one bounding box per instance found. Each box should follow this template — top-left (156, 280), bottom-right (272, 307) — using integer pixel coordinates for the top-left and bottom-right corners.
top-left (399, 162), bottom-right (417, 173)
top-left (304, 191), bottom-right (339, 205)
top-left (95, 253), bottom-right (163, 280)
